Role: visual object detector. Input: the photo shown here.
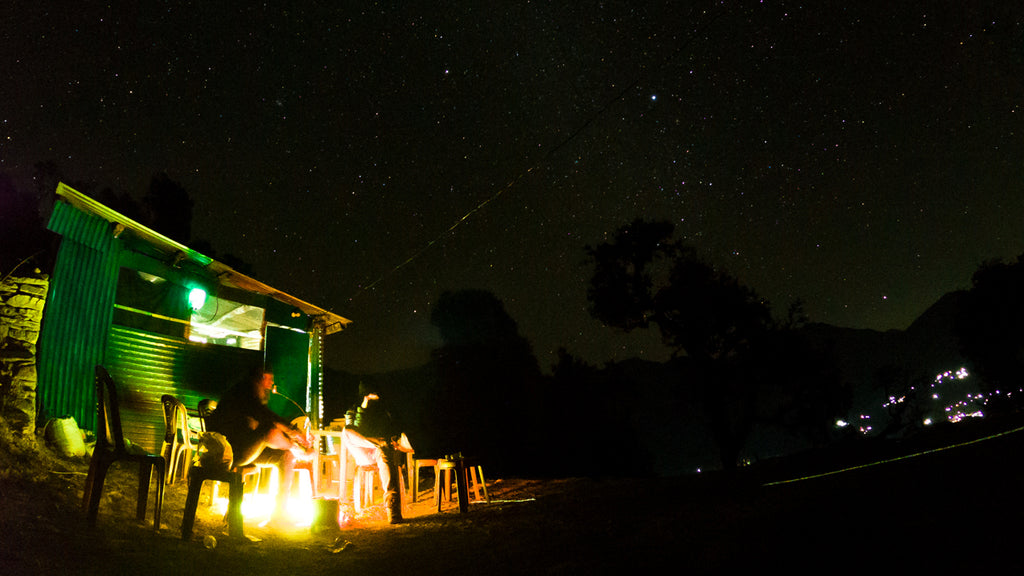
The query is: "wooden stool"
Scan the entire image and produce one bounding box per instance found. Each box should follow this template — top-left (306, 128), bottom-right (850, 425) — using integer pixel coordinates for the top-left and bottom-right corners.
top-left (435, 457), bottom-right (488, 513)
top-left (353, 463), bottom-right (409, 514)
top-left (410, 457), bottom-right (438, 503)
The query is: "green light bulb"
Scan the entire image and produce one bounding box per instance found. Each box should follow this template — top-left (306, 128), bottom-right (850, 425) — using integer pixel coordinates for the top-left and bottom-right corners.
top-left (188, 287), bottom-right (207, 311)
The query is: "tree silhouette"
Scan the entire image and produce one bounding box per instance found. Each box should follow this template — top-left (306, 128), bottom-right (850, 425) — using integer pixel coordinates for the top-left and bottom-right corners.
top-left (547, 348), bottom-right (604, 475)
top-left (586, 219), bottom-right (776, 469)
top-left (0, 174), bottom-right (52, 275)
top-left (31, 164), bottom-right (257, 271)
top-left (545, 348), bottom-right (655, 476)
top-left (190, 238), bottom-right (255, 276)
top-left (144, 172), bottom-right (193, 244)
top-left (754, 303), bottom-right (850, 450)
top-left (98, 188), bottom-right (147, 222)
top-left (429, 289), bottom-right (541, 474)
top-left (954, 255), bottom-right (1024, 412)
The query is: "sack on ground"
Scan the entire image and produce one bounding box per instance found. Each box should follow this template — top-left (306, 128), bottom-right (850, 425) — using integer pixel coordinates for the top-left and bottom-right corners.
top-left (44, 416), bottom-right (86, 458)
top-left (196, 431), bottom-right (233, 471)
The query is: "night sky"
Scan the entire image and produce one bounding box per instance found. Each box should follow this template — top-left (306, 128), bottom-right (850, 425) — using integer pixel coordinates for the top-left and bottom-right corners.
top-left (4, 1), bottom-right (1023, 374)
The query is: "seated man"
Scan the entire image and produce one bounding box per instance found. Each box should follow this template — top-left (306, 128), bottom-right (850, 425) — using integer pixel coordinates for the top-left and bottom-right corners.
top-left (342, 386), bottom-right (412, 524)
top-left (205, 366), bottom-right (312, 526)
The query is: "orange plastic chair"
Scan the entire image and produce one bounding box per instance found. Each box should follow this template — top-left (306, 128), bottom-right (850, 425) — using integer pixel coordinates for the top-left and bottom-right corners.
top-left (352, 462), bottom-right (409, 514)
top-left (83, 366), bottom-right (166, 529)
top-left (410, 455), bottom-right (439, 503)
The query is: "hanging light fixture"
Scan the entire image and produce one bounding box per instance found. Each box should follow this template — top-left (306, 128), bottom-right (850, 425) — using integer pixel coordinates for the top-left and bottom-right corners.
top-left (188, 287), bottom-right (208, 311)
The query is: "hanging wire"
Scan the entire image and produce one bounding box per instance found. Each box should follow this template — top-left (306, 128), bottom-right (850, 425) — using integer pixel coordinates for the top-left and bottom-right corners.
top-left (761, 424), bottom-right (1024, 487)
top-left (346, 4), bottom-right (727, 303)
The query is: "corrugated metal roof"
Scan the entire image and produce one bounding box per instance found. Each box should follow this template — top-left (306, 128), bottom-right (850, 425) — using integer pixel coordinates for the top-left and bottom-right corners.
top-left (55, 182), bottom-right (352, 334)
top-left (41, 184), bottom-right (346, 440)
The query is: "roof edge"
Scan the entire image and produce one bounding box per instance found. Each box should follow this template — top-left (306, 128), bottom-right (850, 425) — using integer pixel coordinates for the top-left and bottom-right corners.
top-left (55, 182), bottom-right (351, 333)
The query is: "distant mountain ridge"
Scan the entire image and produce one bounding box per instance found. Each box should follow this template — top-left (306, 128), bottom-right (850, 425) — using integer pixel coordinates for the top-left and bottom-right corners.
top-left (806, 290), bottom-right (966, 373)
top-left (322, 290), bottom-right (974, 474)
top-left (800, 290), bottom-right (969, 412)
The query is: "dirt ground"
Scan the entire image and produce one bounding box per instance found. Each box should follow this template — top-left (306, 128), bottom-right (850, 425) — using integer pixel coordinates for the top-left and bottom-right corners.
top-left (4, 418), bottom-right (1024, 575)
top-left (1, 460), bottom-right (699, 576)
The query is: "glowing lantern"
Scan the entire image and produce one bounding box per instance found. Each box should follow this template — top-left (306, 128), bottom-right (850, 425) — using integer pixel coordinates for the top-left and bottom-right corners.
top-left (188, 287), bottom-right (208, 311)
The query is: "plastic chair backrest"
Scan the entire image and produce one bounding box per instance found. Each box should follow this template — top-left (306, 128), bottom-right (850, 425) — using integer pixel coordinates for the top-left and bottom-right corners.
top-left (176, 398), bottom-right (190, 443)
top-left (94, 366), bottom-right (129, 454)
top-left (164, 395), bottom-right (194, 443)
top-left (161, 395), bottom-right (178, 444)
top-left (197, 399), bottom-right (217, 432)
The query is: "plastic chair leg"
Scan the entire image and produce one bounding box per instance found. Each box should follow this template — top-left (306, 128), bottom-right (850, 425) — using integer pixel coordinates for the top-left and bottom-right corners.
top-left (151, 462), bottom-right (165, 529)
top-left (436, 466), bottom-right (455, 513)
top-left (225, 476), bottom-right (244, 537)
top-left (84, 458), bottom-right (112, 526)
top-left (181, 476), bottom-right (202, 540)
top-left (468, 466), bottom-right (489, 503)
top-left (182, 469), bottom-right (243, 541)
top-left (135, 461), bottom-right (151, 523)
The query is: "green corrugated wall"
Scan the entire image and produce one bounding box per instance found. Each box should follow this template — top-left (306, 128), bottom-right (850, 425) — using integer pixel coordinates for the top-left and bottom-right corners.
top-left (39, 198), bottom-right (320, 453)
top-left (104, 325), bottom-right (262, 453)
top-left (38, 200), bottom-right (121, 431)
top-left (103, 326), bottom-right (311, 454)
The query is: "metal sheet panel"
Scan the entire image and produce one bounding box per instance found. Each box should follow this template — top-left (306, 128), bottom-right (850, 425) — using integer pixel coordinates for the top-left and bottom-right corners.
top-left (38, 203), bottom-right (120, 431)
top-left (104, 325), bottom-right (263, 454)
top-left (47, 199), bottom-right (114, 253)
top-left (40, 187), bottom-right (329, 448)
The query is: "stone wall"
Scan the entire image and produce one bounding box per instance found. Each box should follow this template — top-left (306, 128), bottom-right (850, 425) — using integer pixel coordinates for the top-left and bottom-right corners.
top-left (0, 271), bottom-right (49, 438)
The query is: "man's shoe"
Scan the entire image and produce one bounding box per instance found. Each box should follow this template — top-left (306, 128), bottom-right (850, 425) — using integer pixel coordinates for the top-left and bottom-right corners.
top-left (385, 492), bottom-right (403, 524)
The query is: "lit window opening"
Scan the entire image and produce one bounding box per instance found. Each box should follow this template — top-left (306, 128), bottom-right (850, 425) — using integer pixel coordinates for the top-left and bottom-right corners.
top-left (188, 295), bottom-right (266, 350)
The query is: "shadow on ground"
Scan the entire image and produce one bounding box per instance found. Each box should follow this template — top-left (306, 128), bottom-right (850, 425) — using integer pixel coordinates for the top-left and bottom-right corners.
top-left (4, 415), bottom-right (1024, 574)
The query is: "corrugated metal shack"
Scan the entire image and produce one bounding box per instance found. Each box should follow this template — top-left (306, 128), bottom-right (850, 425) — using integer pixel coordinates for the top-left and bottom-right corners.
top-left (37, 183), bottom-right (351, 453)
